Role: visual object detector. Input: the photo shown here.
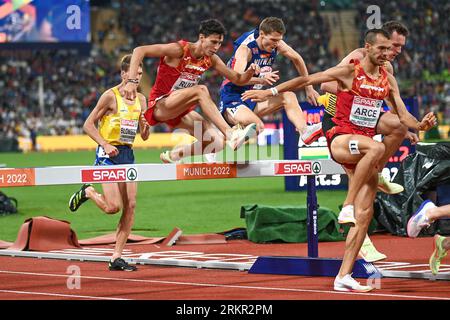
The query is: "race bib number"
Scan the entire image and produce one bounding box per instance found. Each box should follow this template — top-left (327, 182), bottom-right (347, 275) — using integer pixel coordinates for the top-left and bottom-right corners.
top-left (119, 119), bottom-right (139, 144)
top-left (172, 72), bottom-right (201, 91)
top-left (253, 66), bottom-right (273, 90)
top-left (349, 96), bottom-right (383, 128)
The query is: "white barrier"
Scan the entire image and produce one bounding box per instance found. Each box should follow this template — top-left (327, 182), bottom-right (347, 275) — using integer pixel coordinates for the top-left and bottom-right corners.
top-left (0, 160), bottom-right (345, 187)
top-left (1, 160), bottom-right (446, 281)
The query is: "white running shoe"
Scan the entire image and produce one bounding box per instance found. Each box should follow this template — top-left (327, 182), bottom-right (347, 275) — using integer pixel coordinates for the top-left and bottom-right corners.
top-left (377, 174), bottom-right (404, 194)
top-left (338, 205), bottom-right (356, 226)
top-left (334, 274), bottom-right (374, 292)
top-left (226, 123), bottom-right (257, 150)
top-left (204, 153), bottom-right (217, 163)
top-left (407, 200), bottom-right (435, 238)
top-left (160, 151), bottom-right (181, 164)
top-left (300, 123), bottom-right (323, 145)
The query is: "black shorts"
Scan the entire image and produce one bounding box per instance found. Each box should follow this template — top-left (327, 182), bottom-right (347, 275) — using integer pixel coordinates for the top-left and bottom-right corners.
top-left (322, 112), bottom-right (335, 136)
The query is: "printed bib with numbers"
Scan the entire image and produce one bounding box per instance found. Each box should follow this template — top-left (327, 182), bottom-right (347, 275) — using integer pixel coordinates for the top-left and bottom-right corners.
top-left (349, 96), bottom-right (383, 128)
top-left (119, 119), bottom-right (139, 144)
top-left (253, 66), bottom-right (273, 90)
top-left (171, 72), bottom-right (201, 91)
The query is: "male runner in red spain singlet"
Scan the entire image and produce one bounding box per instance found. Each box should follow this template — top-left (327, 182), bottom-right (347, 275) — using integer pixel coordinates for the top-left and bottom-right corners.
top-left (122, 19), bottom-right (259, 161)
top-left (242, 29), bottom-right (436, 292)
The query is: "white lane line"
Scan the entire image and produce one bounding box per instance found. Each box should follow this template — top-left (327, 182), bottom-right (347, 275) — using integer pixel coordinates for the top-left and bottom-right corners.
top-left (0, 270), bottom-right (448, 300)
top-left (0, 289), bottom-right (130, 300)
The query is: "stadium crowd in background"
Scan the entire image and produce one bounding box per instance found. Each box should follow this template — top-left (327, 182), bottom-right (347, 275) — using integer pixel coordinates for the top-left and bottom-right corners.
top-left (0, 0), bottom-right (448, 144)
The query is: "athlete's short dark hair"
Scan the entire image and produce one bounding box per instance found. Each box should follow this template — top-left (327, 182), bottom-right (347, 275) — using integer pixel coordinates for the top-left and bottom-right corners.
top-left (259, 17), bottom-right (286, 35)
top-left (382, 21), bottom-right (409, 37)
top-left (198, 19), bottom-right (226, 37)
top-left (120, 54), bottom-right (143, 72)
top-left (364, 29), bottom-right (391, 45)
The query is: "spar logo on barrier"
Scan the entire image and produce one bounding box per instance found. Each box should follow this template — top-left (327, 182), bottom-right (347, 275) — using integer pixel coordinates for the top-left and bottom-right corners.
top-left (82, 167), bottom-right (138, 183)
top-left (275, 162), bottom-right (313, 175)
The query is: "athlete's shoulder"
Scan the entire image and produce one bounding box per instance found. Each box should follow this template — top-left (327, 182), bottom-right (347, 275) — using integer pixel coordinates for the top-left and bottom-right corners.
top-left (235, 29), bottom-right (257, 46)
top-left (95, 88), bottom-right (116, 110)
top-left (102, 88), bottom-right (116, 101)
top-left (340, 48), bottom-right (366, 65)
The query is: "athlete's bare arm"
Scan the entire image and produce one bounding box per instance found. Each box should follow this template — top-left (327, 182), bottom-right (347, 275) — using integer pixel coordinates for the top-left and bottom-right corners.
top-left (83, 90), bottom-right (119, 157)
top-left (277, 40), bottom-right (319, 105)
top-left (123, 43), bottom-right (184, 100)
top-left (138, 93), bottom-right (150, 141)
top-left (386, 73), bottom-right (436, 131)
top-left (232, 45), bottom-right (279, 86)
top-left (320, 48), bottom-right (366, 94)
top-left (211, 54), bottom-right (258, 86)
top-left (242, 64), bottom-right (354, 102)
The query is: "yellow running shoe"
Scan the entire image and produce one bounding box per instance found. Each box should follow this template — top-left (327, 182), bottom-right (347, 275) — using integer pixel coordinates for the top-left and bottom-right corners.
top-left (429, 235), bottom-right (448, 275)
top-left (377, 174), bottom-right (404, 194)
top-left (359, 236), bottom-right (387, 262)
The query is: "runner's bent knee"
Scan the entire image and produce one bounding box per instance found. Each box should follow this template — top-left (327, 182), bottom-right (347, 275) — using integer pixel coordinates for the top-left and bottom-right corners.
top-left (280, 91), bottom-right (298, 105)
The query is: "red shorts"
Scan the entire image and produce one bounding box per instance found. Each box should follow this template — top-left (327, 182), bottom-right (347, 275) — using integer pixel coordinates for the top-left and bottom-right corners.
top-left (145, 96), bottom-right (196, 128)
top-left (325, 125), bottom-right (375, 170)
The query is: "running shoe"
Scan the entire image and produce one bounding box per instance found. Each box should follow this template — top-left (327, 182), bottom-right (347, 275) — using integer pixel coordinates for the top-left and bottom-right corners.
top-left (359, 236), bottom-right (387, 262)
top-left (338, 205), bottom-right (356, 226)
top-left (226, 123), bottom-right (257, 150)
top-left (407, 200), bottom-right (435, 238)
top-left (300, 123), bottom-right (323, 145)
top-left (429, 235), bottom-right (447, 275)
top-left (68, 184), bottom-right (92, 212)
top-left (160, 150), bottom-right (181, 164)
top-left (377, 174), bottom-right (404, 194)
top-left (204, 153), bottom-right (217, 163)
top-left (334, 274), bottom-right (374, 292)
top-left (109, 258), bottom-right (137, 271)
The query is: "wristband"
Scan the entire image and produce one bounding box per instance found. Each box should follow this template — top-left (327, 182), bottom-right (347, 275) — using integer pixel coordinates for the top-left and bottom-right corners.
top-left (270, 87), bottom-right (279, 96)
top-left (127, 79), bottom-right (139, 84)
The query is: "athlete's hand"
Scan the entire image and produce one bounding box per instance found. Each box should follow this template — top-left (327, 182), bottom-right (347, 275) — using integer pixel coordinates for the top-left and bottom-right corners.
top-left (241, 89), bottom-right (272, 102)
top-left (103, 143), bottom-right (119, 157)
top-left (247, 63), bottom-right (261, 75)
top-left (121, 82), bottom-right (138, 101)
top-left (406, 131), bottom-right (419, 145)
top-left (139, 113), bottom-right (151, 140)
top-left (261, 71), bottom-right (280, 86)
top-left (305, 86), bottom-right (320, 106)
top-left (417, 112), bottom-right (437, 131)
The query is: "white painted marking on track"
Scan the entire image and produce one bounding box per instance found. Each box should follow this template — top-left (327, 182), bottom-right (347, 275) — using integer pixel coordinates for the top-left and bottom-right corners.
top-left (0, 289), bottom-right (130, 300)
top-left (0, 270), bottom-right (448, 301)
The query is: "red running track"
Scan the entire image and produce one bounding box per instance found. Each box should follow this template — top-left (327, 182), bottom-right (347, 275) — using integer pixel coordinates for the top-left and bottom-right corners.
top-left (0, 234), bottom-right (449, 300)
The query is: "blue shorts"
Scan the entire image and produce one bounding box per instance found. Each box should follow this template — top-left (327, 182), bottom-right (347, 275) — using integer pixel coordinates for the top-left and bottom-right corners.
top-left (219, 96), bottom-right (257, 116)
top-left (94, 145), bottom-right (135, 166)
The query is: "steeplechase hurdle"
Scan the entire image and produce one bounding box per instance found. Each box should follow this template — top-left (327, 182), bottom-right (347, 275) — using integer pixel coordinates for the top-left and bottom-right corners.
top-left (1, 160), bottom-right (448, 281)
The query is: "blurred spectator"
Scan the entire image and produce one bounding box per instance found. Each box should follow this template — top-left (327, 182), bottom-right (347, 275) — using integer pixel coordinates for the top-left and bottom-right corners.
top-left (0, 0), bottom-right (447, 139)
